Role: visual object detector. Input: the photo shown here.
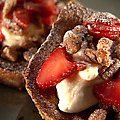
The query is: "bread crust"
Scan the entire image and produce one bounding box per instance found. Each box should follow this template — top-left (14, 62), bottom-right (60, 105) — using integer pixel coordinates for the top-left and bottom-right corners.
top-left (0, 67), bottom-right (24, 88)
top-left (0, 57), bottom-right (27, 89)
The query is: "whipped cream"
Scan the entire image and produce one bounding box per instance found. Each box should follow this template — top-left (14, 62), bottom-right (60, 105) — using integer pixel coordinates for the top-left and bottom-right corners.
top-left (2, 26), bottom-right (27, 47)
top-left (2, 24), bottom-right (43, 48)
top-left (56, 65), bottom-right (102, 113)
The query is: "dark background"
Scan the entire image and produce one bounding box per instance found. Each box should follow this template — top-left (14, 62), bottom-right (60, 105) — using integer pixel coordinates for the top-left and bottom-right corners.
top-left (0, 0), bottom-right (120, 120)
top-left (80, 0), bottom-right (120, 17)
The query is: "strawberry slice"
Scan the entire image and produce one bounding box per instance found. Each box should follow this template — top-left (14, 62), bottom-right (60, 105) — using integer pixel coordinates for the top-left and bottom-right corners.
top-left (42, 15), bottom-right (55, 26)
top-left (5, 11), bottom-right (13, 20)
top-left (94, 77), bottom-right (120, 108)
top-left (0, 2), bottom-right (4, 22)
top-left (84, 18), bottom-right (120, 40)
top-left (39, 0), bottom-right (58, 17)
top-left (0, 30), bottom-right (4, 42)
top-left (36, 47), bottom-right (85, 88)
top-left (13, 9), bottom-right (31, 29)
top-left (0, 25), bottom-right (5, 41)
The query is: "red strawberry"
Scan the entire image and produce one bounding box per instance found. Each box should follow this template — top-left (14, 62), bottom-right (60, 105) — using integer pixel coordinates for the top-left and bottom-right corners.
top-left (39, 0), bottom-right (58, 17)
top-left (5, 11), bottom-right (13, 20)
top-left (0, 2), bottom-right (4, 22)
top-left (0, 25), bottom-right (5, 41)
top-left (42, 15), bottom-right (55, 26)
top-left (84, 18), bottom-right (120, 40)
top-left (36, 47), bottom-right (86, 88)
top-left (24, 2), bottom-right (41, 13)
top-left (94, 77), bottom-right (120, 108)
top-left (13, 9), bottom-right (31, 28)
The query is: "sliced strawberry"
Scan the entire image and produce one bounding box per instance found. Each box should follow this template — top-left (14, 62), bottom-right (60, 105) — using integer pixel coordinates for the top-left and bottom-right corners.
top-left (0, 30), bottom-right (5, 42)
top-left (0, 2), bottom-right (4, 9)
top-left (0, 25), bottom-right (5, 42)
top-left (84, 18), bottom-right (120, 40)
top-left (13, 9), bottom-right (31, 29)
top-left (0, 2), bottom-right (4, 41)
top-left (36, 47), bottom-right (85, 88)
top-left (24, 2), bottom-right (41, 13)
top-left (39, 0), bottom-right (58, 17)
top-left (42, 15), bottom-right (55, 26)
top-left (5, 11), bottom-right (13, 20)
top-left (0, 2), bottom-right (4, 22)
top-left (94, 77), bottom-right (120, 108)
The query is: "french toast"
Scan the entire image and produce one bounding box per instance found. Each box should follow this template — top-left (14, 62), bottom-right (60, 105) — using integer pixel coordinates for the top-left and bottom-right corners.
top-left (0, 0), bottom-right (61, 89)
top-left (24, 1), bottom-right (120, 120)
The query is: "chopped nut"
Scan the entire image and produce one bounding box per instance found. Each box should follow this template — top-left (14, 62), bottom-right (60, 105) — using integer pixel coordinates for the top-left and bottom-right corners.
top-left (96, 49), bottom-right (113, 67)
top-left (72, 25), bottom-right (88, 35)
top-left (63, 30), bottom-right (81, 54)
top-left (115, 43), bottom-right (120, 59)
top-left (101, 58), bottom-right (120, 80)
top-left (85, 48), bottom-right (97, 63)
top-left (97, 37), bottom-right (113, 51)
top-left (63, 25), bottom-right (88, 54)
top-left (81, 40), bottom-right (88, 49)
top-left (88, 42), bottom-right (96, 50)
top-left (95, 37), bottom-right (113, 67)
top-left (88, 109), bottom-right (107, 120)
top-left (1, 47), bottom-right (18, 62)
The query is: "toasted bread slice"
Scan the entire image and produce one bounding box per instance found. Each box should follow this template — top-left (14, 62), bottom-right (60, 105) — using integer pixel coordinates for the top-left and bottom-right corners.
top-left (24, 1), bottom-right (119, 120)
top-left (0, 57), bottom-right (27, 89)
top-left (0, 0), bottom-right (64, 89)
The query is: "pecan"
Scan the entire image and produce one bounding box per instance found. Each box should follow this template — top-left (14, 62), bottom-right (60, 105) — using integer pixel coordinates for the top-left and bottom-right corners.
top-left (84, 48), bottom-right (97, 63)
top-left (81, 40), bottom-right (88, 49)
top-left (115, 42), bottom-right (120, 59)
top-left (88, 41), bottom-right (96, 50)
top-left (97, 37), bottom-right (113, 51)
top-left (84, 38), bottom-right (114, 66)
top-left (95, 38), bottom-right (113, 67)
top-left (63, 25), bottom-right (88, 54)
top-left (1, 47), bottom-right (18, 62)
top-left (96, 49), bottom-right (113, 67)
top-left (100, 58), bottom-right (120, 80)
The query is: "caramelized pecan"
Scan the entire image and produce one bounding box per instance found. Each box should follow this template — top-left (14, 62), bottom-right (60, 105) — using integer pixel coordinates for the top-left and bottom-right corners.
top-left (100, 58), bottom-right (120, 80)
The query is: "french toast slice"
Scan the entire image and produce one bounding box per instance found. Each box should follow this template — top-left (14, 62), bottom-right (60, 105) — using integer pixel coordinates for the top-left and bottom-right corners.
top-left (0, 0), bottom-right (63, 89)
top-left (24, 1), bottom-right (120, 120)
top-left (0, 57), bottom-right (27, 89)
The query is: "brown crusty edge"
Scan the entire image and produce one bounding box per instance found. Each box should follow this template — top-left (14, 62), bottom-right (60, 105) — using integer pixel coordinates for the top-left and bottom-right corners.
top-left (0, 68), bottom-right (24, 89)
top-left (0, 58), bottom-right (27, 89)
top-left (24, 1), bottom-right (100, 120)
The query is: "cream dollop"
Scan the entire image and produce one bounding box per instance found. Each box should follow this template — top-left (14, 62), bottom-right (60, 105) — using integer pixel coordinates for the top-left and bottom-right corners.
top-left (1, 24), bottom-right (43, 48)
top-left (56, 65), bottom-right (102, 113)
